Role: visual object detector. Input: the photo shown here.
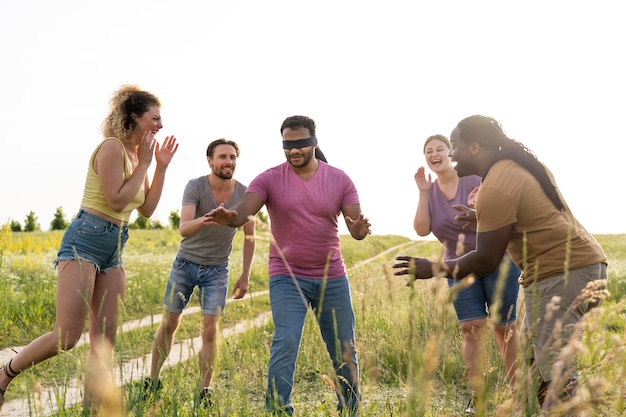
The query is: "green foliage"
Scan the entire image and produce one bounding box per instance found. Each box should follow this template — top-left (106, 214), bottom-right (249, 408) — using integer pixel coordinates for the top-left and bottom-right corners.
top-left (256, 209), bottom-right (269, 225)
top-left (50, 206), bottom-right (69, 231)
top-left (23, 210), bottom-right (40, 232)
top-left (169, 210), bottom-right (180, 229)
top-left (10, 219), bottom-right (22, 232)
top-left (129, 215), bottom-right (150, 230)
top-left (130, 215), bottom-right (167, 230)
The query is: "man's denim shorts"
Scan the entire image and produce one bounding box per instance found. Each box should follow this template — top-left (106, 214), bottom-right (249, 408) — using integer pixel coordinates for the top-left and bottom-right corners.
top-left (163, 255), bottom-right (229, 315)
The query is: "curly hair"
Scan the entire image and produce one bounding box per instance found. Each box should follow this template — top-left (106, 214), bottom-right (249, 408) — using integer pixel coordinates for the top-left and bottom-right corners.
top-left (101, 85), bottom-right (161, 143)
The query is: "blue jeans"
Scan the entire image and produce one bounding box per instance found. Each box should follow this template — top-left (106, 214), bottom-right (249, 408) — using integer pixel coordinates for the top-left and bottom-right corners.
top-left (266, 275), bottom-right (359, 416)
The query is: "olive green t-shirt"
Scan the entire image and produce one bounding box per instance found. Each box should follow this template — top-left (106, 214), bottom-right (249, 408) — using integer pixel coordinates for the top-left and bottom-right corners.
top-left (476, 160), bottom-right (606, 286)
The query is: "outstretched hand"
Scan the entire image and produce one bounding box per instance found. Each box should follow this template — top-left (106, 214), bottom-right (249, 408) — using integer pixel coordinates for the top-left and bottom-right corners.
top-left (393, 256), bottom-right (435, 281)
top-left (206, 204), bottom-right (238, 225)
top-left (345, 213), bottom-right (372, 240)
top-left (452, 204), bottom-right (477, 230)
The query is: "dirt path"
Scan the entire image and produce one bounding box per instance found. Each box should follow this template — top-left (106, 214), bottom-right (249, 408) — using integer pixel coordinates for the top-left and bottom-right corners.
top-left (0, 241), bottom-right (421, 416)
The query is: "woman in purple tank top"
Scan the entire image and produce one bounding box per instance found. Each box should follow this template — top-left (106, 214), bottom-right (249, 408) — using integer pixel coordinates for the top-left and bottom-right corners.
top-left (413, 134), bottom-right (521, 415)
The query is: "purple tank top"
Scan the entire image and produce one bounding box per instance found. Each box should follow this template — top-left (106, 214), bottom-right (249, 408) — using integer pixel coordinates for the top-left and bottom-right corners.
top-left (429, 175), bottom-right (481, 259)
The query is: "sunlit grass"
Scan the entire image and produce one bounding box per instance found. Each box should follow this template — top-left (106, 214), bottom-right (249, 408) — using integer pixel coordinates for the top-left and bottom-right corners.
top-left (1, 228), bottom-right (625, 416)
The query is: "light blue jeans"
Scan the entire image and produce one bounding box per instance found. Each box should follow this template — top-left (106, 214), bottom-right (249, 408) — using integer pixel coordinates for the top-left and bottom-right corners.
top-left (266, 275), bottom-right (359, 416)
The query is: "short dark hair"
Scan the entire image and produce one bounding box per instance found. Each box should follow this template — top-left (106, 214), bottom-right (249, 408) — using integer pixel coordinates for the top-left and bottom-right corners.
top-left (280, 115), bottom-right (316, 136)
top-left (280, 115), bottom-right (327, 162)
top-left (206, 138), bottom-right (240, 158)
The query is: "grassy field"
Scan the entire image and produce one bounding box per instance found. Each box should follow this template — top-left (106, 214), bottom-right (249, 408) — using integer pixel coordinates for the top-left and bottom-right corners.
top-left (0, 225), bottom-right (625, 416)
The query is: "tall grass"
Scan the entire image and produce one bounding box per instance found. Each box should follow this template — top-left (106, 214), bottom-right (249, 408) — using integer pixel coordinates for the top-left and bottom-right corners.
top-left (1, 229), bottom-right (625, 416)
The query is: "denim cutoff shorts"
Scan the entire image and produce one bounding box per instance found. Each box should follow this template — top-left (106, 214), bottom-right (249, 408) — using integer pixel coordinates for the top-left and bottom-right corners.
top-left (448, 256), bottom-right (521, 325)
top-left (54, 209), bottom-right (129, 273)
top-left (162, 255), bottom-right (229, 315)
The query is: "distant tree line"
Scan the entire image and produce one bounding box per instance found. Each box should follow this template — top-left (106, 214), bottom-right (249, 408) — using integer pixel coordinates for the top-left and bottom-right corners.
top-left (7, 207), bottom-right (269, 232)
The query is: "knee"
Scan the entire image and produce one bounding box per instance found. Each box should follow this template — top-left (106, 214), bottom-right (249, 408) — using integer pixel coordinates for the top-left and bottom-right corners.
top-left (62, 339), bottom-right (79, 351)
top-left (202, 326), bottom-right (217, 343)
top-left (58, 332), bottom-right (82, 351)
top-left (164, 319), bottom-right (180, 335)
top-left (460, 320), bottom-right (484, 338)
top-left (161, 313), bottom-right (181, 333)
top-left (494, 323), bottom-right (517, 340)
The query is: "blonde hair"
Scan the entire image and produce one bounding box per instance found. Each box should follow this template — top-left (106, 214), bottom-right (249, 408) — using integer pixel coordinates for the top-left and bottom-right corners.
top-left (101, 85), bottom-right (161, 143)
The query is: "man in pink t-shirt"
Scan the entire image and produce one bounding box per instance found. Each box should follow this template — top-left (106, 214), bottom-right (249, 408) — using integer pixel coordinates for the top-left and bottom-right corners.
top-left (209, 115), bottom-right (371, 416)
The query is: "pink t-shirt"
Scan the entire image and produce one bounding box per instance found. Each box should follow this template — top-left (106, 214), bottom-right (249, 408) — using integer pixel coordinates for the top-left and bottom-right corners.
top-left (247, 161), bottom-right (360, 279)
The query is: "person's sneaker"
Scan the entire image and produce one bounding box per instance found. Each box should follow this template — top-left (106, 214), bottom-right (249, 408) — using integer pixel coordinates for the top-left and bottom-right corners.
top-left (200, 388), bottom-right (214, 407)
top-left (142, 377), bottom-right (163, 399)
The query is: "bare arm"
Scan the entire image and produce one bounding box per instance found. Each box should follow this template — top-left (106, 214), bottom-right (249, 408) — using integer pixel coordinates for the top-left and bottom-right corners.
top-left (137, 136), bottom-right (178, 217)
top-left (206, 192), bottom-right (265, 227)
top-left (342, 203), bottom-right (371, 240)
top-left (178, 204), bottom-right (208, 237)
top-left (394, 224), bottom-right (513, 280)
top-left (96, 136), bottom-right (152, 212)
top-left (232, 220), bottom-right (256, 299)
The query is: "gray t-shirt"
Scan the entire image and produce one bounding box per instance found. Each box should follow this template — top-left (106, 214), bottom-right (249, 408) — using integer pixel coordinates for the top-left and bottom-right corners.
top-left (177, 175), bottom-right (247, 265)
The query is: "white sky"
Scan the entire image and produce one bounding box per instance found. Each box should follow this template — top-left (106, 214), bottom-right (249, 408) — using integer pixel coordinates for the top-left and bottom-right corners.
top-left (1, 1), bottom-right (624, 239)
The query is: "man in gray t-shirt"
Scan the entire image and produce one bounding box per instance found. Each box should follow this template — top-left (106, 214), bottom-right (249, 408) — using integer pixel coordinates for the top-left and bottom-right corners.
top-left (144, 139), bottom-right (256, 406)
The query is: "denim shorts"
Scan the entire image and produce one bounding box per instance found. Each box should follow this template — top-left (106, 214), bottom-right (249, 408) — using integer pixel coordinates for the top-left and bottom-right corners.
top-left (162, 255), bottom-right (229, 315)
top-left (448, 255), bottom-right (521, 325)
top-left (54, 209), bottom-right (129, 273)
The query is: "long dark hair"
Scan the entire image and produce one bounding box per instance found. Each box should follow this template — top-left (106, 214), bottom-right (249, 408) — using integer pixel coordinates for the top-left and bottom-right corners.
top-left (455, 115), bottom-right (564, 211)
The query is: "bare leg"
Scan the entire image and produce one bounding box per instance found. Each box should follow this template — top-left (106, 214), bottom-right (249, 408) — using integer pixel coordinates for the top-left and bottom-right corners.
top-left (0, 260), bottom-right (96, 396)
top-left (493, 323), bottom-right (518, 387)
top-left (83, 266), bottom-right (126, 413)
top-left (460, 318), bottom-right (487, 394)
top-left (150, 311), bottom-right (182, 380)
top-left (200, 315), bottom-right (219, 390)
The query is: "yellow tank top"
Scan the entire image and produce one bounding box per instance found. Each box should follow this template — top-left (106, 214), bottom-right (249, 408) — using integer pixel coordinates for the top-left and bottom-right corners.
top-left (80, 137), bottom-right (145, 222)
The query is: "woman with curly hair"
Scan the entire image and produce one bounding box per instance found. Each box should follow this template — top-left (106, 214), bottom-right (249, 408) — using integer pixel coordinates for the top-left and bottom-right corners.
top-left (0, 85), bottom-right (178, 413)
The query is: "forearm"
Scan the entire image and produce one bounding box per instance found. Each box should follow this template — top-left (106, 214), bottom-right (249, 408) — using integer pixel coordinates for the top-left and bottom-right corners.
top-left (441, 251), bottom-right (499, 280)
top-left (229, 213), bottom-right (251, 228)
top-left (241, 238), bottom-right (256, 276)
top-left (179, 216), bottom-right (205, 237)
top-left (139, 165), bottom-right (168, 217)
top-left (107, 164), bottom-right (150, 212)
top-left (413, 192), bottom-right (431, 236)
